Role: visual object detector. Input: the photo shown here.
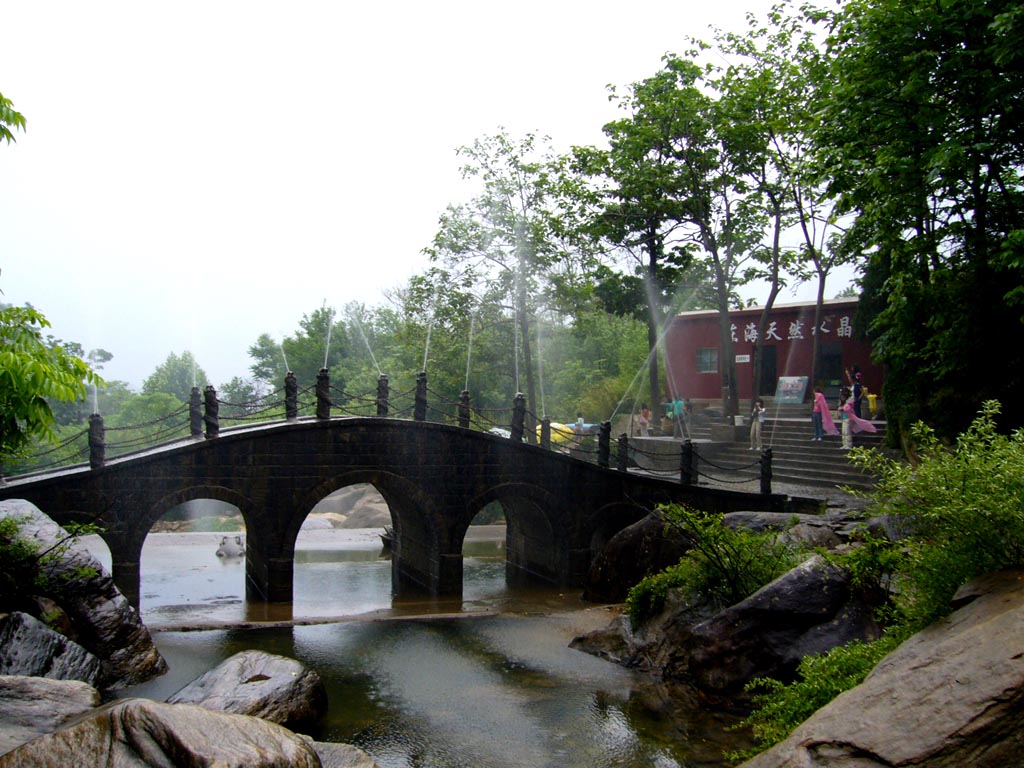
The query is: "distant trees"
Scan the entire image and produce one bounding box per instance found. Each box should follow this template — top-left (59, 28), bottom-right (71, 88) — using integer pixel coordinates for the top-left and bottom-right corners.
top-left (142, 351), bottom-right (209, 403)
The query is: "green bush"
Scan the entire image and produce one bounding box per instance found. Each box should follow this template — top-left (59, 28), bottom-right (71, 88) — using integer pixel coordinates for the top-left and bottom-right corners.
top-left (625, 504), bottom-right (801, 627)
top-left (848, 399), bottom-right (1024, 627)
top-left (0, 515), bottom-right (100, 611)
top-left (727, 628), bottom-right (908, 762)
top-left (732, 401), bottom-right (1024, 760)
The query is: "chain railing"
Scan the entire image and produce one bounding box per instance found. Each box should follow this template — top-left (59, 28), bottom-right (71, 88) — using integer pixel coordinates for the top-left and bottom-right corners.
top-left (3, 369), bottom-right (774, 493)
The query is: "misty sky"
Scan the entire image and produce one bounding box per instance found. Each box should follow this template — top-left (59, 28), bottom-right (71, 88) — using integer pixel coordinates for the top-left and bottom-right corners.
top-left (1, 0), bottom-right (848, 389)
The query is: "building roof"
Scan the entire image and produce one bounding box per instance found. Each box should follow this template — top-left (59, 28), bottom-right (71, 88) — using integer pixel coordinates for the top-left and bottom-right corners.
top-left (673, 296), bottom-right (859, 320)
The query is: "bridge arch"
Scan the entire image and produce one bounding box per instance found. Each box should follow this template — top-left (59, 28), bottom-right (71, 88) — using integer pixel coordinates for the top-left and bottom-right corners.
top-left (296, 469), bottom-right (451, 598)
top-left (468, 482), bottom-right (568, 588)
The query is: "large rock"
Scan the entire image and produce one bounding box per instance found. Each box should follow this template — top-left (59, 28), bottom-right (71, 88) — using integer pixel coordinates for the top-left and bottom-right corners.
top-left (0, 698), bottom-right (320, 767)
top-left (583, 511), bottom-right (692, 602)
top-left (313, 741), bottom-right (380, 768)
top-left (0, 675), bottom-right (101, 756)
top-left (0, 612), bottom-right (101, 687)
top-left (0, 500), bottom-right (166, 689)
top-left (167, 650), bottom-right (327, 731)
top-left (741, 570), bottom-right (1024, 768)
top-left (676, 556), bottom-right (878, 694)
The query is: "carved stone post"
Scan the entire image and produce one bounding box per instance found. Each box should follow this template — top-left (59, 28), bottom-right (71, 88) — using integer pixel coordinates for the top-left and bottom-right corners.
top-left (189, 387), bottom-right (203, 437)
top-left (316, 368), bottom-right (331, 420)
top-left (376, 374), bottom-right (390, 417)
top-left (458, 389), bottom-right (471, 429)
top-left (203, 385), bottom-right (219, 439)
top-left (617, 433), bottom-right (629, 472)
top-left (285, 372), bottom-right (298, 420)
top-left (510, 393), bottom-right (526, 442)
top-left (598, 421), bottom-right (611, 468)
top-left (760, 447), bottom-right (773, 495)
top-left (414, 371), bottom-right (428, 422)
top-left (88, 413), bottom-right (105, 470)
top-left (540, 417), bottom-right (551, 449)
top-left (680, 439), bottom-right (695, 486)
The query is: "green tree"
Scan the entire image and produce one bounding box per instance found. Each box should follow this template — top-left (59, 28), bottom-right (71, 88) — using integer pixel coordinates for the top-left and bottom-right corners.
top-left (248, 303), bottom-right (348, 398)
top-left (142, 351), bottom-right (209, 403)
top-left (427, 131), bottom-right (570, 438)
top-left (814, 0), bottom-right (1024, 441)
top-left (0, 91), bottom-right (26, 144)
top-left (0, 304), bottom-right (102, 464)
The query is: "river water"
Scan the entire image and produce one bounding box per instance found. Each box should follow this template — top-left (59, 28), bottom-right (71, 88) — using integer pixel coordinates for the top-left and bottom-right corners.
top-left (82, 527), bottom-right (750, 768)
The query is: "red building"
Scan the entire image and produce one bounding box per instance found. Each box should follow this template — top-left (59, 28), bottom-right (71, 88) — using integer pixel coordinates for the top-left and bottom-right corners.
top-left (663, 298), bottom-right (881, 405)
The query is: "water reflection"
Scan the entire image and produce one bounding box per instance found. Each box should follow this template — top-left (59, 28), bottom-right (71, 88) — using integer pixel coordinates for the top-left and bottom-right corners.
top-left (93, 530), bottom-right (753, 767)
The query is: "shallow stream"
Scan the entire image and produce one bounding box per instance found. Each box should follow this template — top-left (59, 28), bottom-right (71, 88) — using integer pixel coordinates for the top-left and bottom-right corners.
top-left (83, 528), bottom-right (751, 767)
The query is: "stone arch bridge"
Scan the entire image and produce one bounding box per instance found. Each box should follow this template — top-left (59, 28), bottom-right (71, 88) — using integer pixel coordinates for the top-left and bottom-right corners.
top-left (0, 417), bottom-right (799, 608)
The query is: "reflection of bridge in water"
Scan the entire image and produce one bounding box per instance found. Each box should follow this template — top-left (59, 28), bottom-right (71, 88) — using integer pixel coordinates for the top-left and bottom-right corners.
top-left (0, 375), bottom-right (803, 609)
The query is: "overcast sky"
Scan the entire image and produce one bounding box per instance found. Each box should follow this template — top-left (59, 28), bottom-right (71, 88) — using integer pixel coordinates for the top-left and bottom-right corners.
top-left (1, 0), bottom-right (850, 390)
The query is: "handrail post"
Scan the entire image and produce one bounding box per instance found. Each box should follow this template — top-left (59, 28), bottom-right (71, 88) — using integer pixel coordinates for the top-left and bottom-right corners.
top-left (316, 368), bottom-right (331, 420)
top-left (377, 374), bottom-right (390, 417)
top-left (458, 389), bottom-right (471, 429)
top-left (617, 433), bottom-right (629, 472)
top-left (510, 393), bottom-right (525, 442)
top-left (189, 387), bottom-right (203, 437)
top-left (540, 417), bottom-right (551, 449)
top-left (414, 371), bottom-right (427, 421)
top-left (760, 447), bottom-right (773, 494)
top-left (285, 372), bottom-right (298, 420)
top-left (598, 421), bottom-right (611, 468)
top-left (88, 413), bottom-right (105, 470)
top-left (680, 439), bottom-right (694, 486)
top-left (203, 385), bottom-right (220, 439)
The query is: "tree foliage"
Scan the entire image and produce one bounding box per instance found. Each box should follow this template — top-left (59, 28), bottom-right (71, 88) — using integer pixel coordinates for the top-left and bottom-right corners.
top-left (815, 0), bottom-right (1024, 442)
top-left (142, 350), bottom-right (209, 403)
top-left (0, 90), bottom-right (26, 144)
top-left (0, 305), bottom-right (102, 462)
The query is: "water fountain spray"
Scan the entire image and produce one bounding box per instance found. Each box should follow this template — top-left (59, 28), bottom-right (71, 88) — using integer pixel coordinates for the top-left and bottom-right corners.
top-left (353, 313), bottom-right (383, 377)
top-left (464, 312), bottom-right (476, 393)
top-left (323, 305), bottom-right (335, 370)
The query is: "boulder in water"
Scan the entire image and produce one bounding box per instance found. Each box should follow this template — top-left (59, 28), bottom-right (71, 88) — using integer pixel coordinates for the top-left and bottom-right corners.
top-left (167, 650), bottom-right (327, 731)
top-left (0, 697), bottom-right (320, 768)
top-left (0, 674), bottom-right (101, 756)
top-left (0, 500), bottom-right (167, 690)
top-left (215, 534), bottom-right (246, 557)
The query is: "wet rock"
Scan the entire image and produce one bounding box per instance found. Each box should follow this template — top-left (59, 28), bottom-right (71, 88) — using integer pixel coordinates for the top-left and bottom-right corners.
top-left (0, 674), bottom-right (101, 756)
top-left (312, 741), bottom-right (381, 767)
top-left (167, 650), bottom-right (327, 731)
top-left (0, 612), bottom-right (101, 687)
top-left (216, 534), bottom-right (246, 557)
top-left (0, 500), bottom-right (167, 690)
top-left (0, 697), bottom-right (320, 768)
top-left (741, 570), bottom-right (1024, 768)
top-left (583, 511), bottom-right (692, 602)
top-left (677, 556), bottom-right (879, 695)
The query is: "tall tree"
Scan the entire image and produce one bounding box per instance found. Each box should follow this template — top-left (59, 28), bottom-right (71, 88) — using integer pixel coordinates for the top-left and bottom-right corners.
top-left (426, 131), bottom-right (564, 437)
top-left (142, 351), bottom-right (209, 403)
top-left (248, 303), bottom-right (349, 395)
top-left (814, 0), bottom-right (1024, 441)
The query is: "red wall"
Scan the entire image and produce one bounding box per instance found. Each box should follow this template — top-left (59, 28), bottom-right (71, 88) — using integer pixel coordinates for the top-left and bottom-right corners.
top-left (663, 299), bottom-right (881, 403)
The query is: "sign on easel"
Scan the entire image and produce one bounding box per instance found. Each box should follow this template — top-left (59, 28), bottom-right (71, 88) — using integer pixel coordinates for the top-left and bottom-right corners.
top-left (774, 376), bottom-right (809, 404)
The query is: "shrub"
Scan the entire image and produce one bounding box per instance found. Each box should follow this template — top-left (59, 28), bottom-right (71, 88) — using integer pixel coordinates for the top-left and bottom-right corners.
top-left (625, 504), bottom-right (801, 627)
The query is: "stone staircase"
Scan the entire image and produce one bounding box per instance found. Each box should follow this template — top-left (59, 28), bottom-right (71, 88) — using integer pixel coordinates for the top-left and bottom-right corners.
top-left (685, 404), bottom-right (887, 492)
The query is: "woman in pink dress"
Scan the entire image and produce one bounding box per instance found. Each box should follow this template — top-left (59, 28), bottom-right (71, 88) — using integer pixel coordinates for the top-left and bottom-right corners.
top-left (841, 397), bottom-right (877, 449)
top-left (811, 387), bottom-right (838, 441)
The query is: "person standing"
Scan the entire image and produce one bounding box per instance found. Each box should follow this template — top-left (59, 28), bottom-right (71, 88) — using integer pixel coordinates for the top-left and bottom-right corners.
top-left (750, 399), bottom-right (766, 450)
top-left (638, 403), bottom-right (650, 437)
top-left (842, 396), bottom-right (877, 449)
top-left (810, 387), bottom-right (838, 440)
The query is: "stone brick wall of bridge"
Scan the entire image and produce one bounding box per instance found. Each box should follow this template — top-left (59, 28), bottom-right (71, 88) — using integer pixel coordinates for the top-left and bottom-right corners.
top-left (0, 418), bottom-right (802, 608)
